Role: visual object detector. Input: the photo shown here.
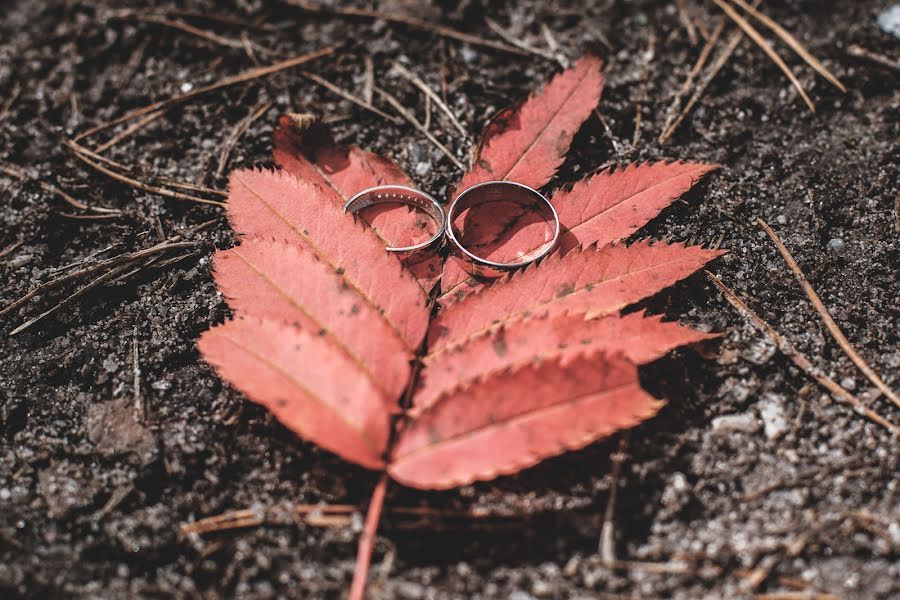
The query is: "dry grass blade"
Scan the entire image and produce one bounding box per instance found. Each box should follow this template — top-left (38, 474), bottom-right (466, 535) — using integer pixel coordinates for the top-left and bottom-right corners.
top-left (74, 46), bottom-right (335, 140)
top-left (728, 0), bottom-right (846, 92)
top-left (391, 62), bottom-right (469, 139)
top-left (707, 272), bottom-right (899, 435)
top-left (375, 86), bottom-right (465, 171)
top-left (712, 0), bottom-right (815, 112)
top-left (757, 218), bottom-right (900, 410)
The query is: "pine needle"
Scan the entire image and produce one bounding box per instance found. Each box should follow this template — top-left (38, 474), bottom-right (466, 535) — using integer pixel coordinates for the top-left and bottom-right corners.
top-left (711, 0), bottom-right (816, 112)
top-left (728, 0), bottom-right (846, 92)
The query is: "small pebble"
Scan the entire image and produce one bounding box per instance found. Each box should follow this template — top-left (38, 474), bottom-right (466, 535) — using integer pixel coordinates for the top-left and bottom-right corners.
top-left (711, 413), bottom-right (760, 434)
top-left (828, 237), bottom-right (845, 252)
top-left (878, 5), bottom-right (900, 39)
top-left (414, 161), bottom-right (430, 177)
top-left (758, 395), bottom-right (789, 440)
top-left (841, 377), bottom-right (856, 391)
top-left (777, 214), bottom-right (787, 225)
top-left (180, 82), bottom-right (193, 93)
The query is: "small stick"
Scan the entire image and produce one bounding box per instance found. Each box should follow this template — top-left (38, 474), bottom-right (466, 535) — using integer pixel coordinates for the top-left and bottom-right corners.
top-left (758, 218), bottom-right (900, 410)
top-left (712, 0), bottom-right (815, 112)
top-left (216, 101), bottom-right (273, 178)
top-left (74, 46), bottom-right (335, 140)
top-left (0, 219), bottom-right (218, 319)
top-left (846, 44), bottom-right (900, 73)
top-left (133, 325), bottom-right (143, 419)
top-left (0, 84), bottom-right (20, 123)
top-left (285, 1), bottom-right (528, 57)
top-left (375, 86), bottom-right (465, 171)
top-left (707, 272), bottom-right (899, 435)
top-left (675, 0), bottom-right (699, 45)
top-left (363, 55), bottom-right (374, 105)
top-left (484, 17), bottom-right (559, 64)
top-left (140, 14), bottom-right (242, 48)
top-left (0, 241), bottom-right (23, 259)
top-left (299, 70), bottom-right (398, 123)
top-left (659, 17), bottom-right (726, 144)
top-left (11, 242), bottom-right (200, 335)
top-left (540, 23), bottom-right (569, 68)
top-left (659, 13), bottom-right (750, 145)
top-left (64, 139), bottom-right (227, 197)
top-left (392, 62), bottom-right (469, 139)
top-left (93, 109), bottom-right (165, 154)
top-left (0, 162), bottom-right (120, 214)
top-left (599, 435), bottom-right (629, 564)
top-left (728, 0), bottom-right (845, 92)
top-left (70, 148), bottom-right (226, 207)
top-left (632, 34), bottom-right (655, 147)
top-left (349, 473), bottom-right (388, 600)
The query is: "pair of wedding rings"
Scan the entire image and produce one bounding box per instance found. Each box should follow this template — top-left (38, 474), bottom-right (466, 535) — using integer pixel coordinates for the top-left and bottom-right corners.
top-left (343, 181), bottom-right (559, 279)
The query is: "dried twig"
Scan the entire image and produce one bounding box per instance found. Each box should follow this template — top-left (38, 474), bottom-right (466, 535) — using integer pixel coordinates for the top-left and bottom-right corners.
top-left (707, 272), bottom-right (899, 435)
top-left (64, 140), bottom-right (227, 198)
top-left (69, 145), bottom-right (226, 207)
top-left (363, 55), bottom-right (374, 105)
top-left (599, 435), bottom-right (629, 565)
top-left (728, 0), bottom-right (845, 92)
top-left (285, 1), bottom-right (528, 57)
top-left (675, 0), bottom-right (699, 45)
top-left (94, 110), bottom-right (165, 154)
top-left (632, 34), bottom-right (655, 147)
top-left (484, 17), bottom-right (560, 64)
top-left (659, 10), bottom-right (752, 145)
top-left (0, 162), bottom-right (120, 215)
top-left (712, 0), bottom-right (815, 112)
top-left (299, 70), bottom-right (398, 123)
top-left (375, 86), bottom-right (465, 171)
top-left (74, 46), bottom-right (335, 140)
top-left (139, 14), bottom-right (249, 50)
top-left (659, 17), bottom-right (726, 144)
top-left (0, 84), bottom-right (20, 123)
top-left (1, 219), bottom-right (218, 320)
top-left (133, 325), bottom-right (144, 418)
top-left (10, 242), bottom-right (200, 335)
top-left (846, 44), bottom-right (900, 72)
top-left (757, 218), bottom-right (900, 410)
top-left (391, 62), bottom-right (469, 139)
top-left (216, 101), bottom-right (273, 178)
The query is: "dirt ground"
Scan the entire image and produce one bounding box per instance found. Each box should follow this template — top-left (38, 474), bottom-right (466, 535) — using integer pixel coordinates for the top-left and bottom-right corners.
top-left (1, 0), bottom-right (898, 598)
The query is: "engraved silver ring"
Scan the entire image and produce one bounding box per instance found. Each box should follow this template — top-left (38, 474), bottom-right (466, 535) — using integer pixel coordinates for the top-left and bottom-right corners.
top-left (343, 185), bottom-right (446, 254)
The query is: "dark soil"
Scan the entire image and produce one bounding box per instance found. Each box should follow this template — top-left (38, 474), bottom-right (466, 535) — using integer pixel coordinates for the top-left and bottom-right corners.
top-left (1, 1), bottom-right (898, 598)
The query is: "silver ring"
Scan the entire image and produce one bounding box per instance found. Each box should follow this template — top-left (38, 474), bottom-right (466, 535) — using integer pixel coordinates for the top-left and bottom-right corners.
top-left (446, 180), bottom-right (560, 279)
top-left (343, 185), bottom-right (446, 254)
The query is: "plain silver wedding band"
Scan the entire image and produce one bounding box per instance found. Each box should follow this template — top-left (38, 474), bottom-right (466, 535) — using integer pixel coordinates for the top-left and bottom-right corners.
top-left (446, 180), bottom-right (560, 279)
top-left (343, 185), bottom-right (446, 254)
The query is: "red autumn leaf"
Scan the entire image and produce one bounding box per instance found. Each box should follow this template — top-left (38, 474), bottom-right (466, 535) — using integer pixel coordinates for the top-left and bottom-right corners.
top-left (213, 238), bottom-right (413, 400)
top-left (439, 160), bottom-right (717, 299)
top-left (226, 168), bottom-right (429, 351)
top-left (196, 53), bottom-right (728, 599)
top-left (442, 54), bottom-right (604, 293)
top-left (431, 241), bottom-right (725, 354)
top-left (198, 316), bottom-right (391, 470)
top-left (416, 311), bottom-right (716, 414)
top-left (273, 114), bottom-right (433, 250)
top-left (457, 54), bottom-right (604, 192)
top-left (390, 352), bottom-right (661, 489)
